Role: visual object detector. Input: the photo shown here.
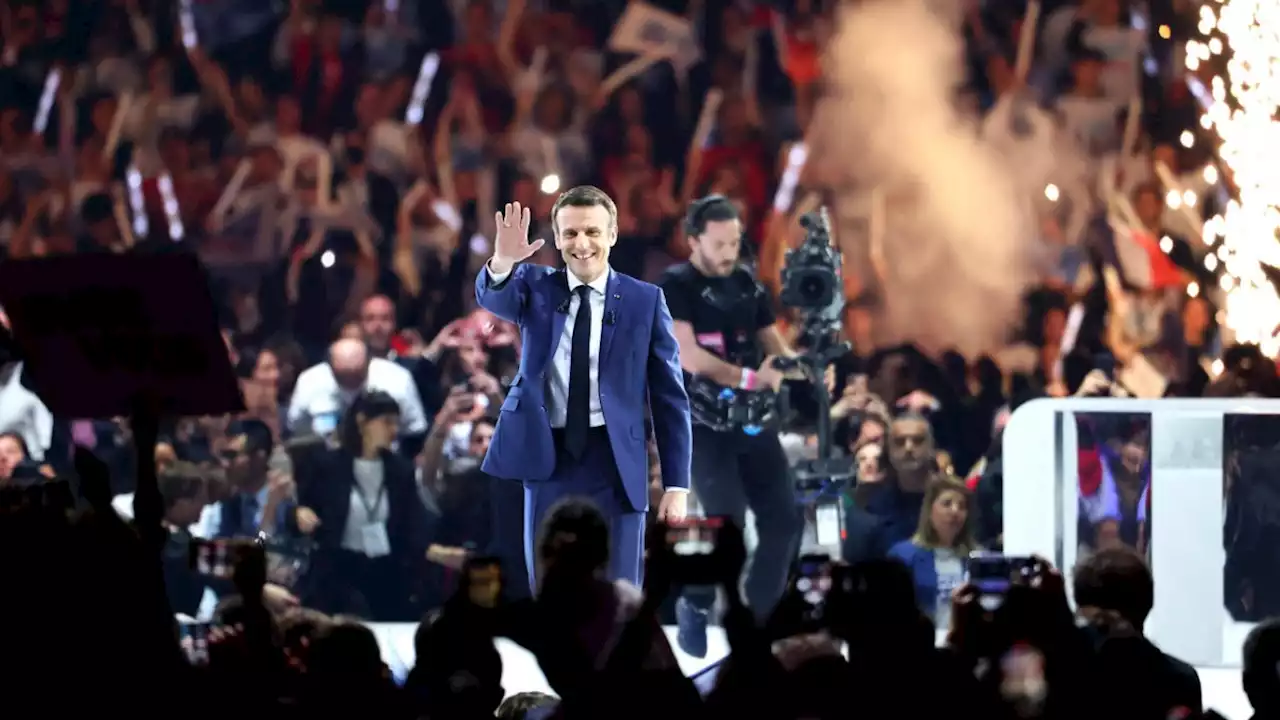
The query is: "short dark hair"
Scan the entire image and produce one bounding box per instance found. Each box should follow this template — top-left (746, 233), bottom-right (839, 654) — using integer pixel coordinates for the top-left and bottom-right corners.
top-left (308, 618), bottom-right (384, 681)
top-left (1244, 618), bottom-right (1280, 711)
top-left (536, 496), bottom-right (610, 574)
top-left (156, 462), bottom-right (205, 513)
top-left (226, 418), bottom-right (275, 457)
top-left (1072, 548), bottom-right (1154, 629)
top-left (496, 692), bottom-right (559, 719)
top-left (550, 185), bottom-right (617, 235)
top-left (338, 389), bottom-right (401, 452)
top-left (684, 194), bottom-right (740, 237)
top-left (0, 431), bottom-right (30, 459)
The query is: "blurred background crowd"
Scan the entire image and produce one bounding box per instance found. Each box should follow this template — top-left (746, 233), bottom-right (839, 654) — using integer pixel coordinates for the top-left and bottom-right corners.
top-left (1, 0), bottom-right (1277, 717)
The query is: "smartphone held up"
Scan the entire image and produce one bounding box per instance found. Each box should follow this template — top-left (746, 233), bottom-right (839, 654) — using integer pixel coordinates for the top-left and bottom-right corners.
top-left (966, 552), bottom-right (1045, 608)
top-left (179, 621), bottom-right (212, 665)
top-left (465, 555), bottom-right (503, 609)
top-left (795, 553), bottom-right (833, 627)
top-left (663, 517), bottom-right (724, 584)
top-left (189, 537), bottom-right (260, 580)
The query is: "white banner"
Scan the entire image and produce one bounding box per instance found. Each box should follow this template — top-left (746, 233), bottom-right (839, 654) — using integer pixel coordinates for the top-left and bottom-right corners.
top-left (608, 2), bottom-right (701, 75)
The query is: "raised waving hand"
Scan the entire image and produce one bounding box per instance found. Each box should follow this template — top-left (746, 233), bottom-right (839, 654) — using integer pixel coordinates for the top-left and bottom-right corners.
top-left (489, 201), bottom-right (543, 275)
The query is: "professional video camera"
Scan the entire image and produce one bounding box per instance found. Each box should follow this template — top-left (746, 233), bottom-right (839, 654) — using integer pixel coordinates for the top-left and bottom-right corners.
top-left (778, 209), bottom-right (855, 554)
top-left (780, 211), bottom-right (845, 330)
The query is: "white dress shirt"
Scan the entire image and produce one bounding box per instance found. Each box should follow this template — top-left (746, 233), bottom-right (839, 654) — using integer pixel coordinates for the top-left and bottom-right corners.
top-left (287, 357), bottom-right (428, 437)
top-left (341, 457), bottom-right (393, 556)
top-left (0, 362), bottom-right (53, 462)
top-left (489, 265), bottom-right (607, 429)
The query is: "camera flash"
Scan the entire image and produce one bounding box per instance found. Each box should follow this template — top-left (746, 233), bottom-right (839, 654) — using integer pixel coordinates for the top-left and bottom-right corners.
top-left (540, 174), bottom-right (561, 195)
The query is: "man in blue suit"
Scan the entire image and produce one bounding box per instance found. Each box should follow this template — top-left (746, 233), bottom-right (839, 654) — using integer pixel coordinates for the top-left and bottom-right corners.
top-left (475, 186), bottom-right (692, 590)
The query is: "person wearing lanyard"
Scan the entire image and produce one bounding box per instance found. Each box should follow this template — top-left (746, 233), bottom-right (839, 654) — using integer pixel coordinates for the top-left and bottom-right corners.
top-left (298, 390), bottom-right (438, 620)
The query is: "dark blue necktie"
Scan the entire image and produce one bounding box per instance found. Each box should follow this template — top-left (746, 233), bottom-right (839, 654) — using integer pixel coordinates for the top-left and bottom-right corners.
top-left (564, 285), bottom-right (592, 460)
top-left (242, 494), bottom-right (260, 535)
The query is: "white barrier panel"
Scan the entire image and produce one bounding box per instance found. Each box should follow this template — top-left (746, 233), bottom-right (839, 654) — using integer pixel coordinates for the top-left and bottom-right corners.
top-left (1005, 398), bottom-right (1280, 672)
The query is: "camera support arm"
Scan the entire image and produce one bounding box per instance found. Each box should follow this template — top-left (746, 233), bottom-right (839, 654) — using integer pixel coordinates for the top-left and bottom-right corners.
top-left (775, 329), bottom-right (855, 492)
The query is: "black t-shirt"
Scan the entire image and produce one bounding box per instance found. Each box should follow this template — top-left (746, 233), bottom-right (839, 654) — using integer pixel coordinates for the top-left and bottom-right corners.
top-left (659, 263), bottom-right (776, 375)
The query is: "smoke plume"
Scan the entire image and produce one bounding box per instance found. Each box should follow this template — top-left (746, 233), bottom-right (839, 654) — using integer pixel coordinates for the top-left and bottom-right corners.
top-left (824, 0), bottom-right (1042, 357)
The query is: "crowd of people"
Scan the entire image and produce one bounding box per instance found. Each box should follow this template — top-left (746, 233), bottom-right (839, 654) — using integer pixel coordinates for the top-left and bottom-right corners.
top-left (0, 0), bottom-right (1276, 718)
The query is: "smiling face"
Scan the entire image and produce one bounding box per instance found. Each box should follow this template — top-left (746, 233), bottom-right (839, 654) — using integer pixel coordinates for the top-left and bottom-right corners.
top-left (554, 204), bottom-right (616, 284)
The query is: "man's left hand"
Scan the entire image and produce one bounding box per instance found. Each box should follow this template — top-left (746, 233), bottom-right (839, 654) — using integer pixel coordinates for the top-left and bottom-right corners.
top-left (657, 490), bottom-right (688, 522)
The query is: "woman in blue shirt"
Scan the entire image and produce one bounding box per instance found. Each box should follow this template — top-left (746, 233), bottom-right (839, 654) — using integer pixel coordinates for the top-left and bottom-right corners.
top-left (887, 475), bottom-right (978, 630)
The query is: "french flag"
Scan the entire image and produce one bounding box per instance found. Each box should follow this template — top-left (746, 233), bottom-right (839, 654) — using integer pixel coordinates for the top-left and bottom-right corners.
top-left (1094, 215), bottom-right (1185, 291)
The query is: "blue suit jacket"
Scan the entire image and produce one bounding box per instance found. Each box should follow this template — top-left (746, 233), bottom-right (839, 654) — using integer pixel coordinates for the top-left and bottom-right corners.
top-left (474, 263), bottom-right (692, 511)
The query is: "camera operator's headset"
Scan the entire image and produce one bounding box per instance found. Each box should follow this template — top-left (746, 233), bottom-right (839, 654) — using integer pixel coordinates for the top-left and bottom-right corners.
top-left (684, 195), bottom-right (757, 266)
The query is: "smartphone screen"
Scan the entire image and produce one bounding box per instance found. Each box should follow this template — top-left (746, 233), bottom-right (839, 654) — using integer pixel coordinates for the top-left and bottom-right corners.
top-left (264, 538), bottom-right (310, 590)
top-left (666, 517), bottom-right (721, 556)
top-left (815, 502), bottom-right (841, 546)
top-left (465, 556), bottom-right (502, 609)
top-left (1093, 352), bottom-right (1116, 380)
top-left (189, 538), bottom-right (255, 579)
top-left (180, 621), bottom-right (212, 664)
top-left (967, 552), bottom-right (1039, 596)
top-left (664, 517), bottom-right (723, 584)
top-left (453, 383), bottom-right (482, 413)
top-left (795, 554), bottom-right (832, 621)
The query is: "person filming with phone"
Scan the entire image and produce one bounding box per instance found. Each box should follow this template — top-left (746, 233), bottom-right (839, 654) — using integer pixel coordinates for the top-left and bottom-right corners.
top-left (474, 187), bottom-right (693, 593)
top-left (657, 195), bottom-right (804, 657)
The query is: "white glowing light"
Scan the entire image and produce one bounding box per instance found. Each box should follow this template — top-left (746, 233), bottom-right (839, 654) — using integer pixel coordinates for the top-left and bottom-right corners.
top-left (321, 250), bottom-right (335, 268)
top-left (156, 173), bottom-right (184, 241)
top-left (1188, 281), bottom-right (1201, 297)
top-left (1180, 130), bottom-right (1196, 148)
top-left (1044, 184), bottom-right (1060, 202)
top-left (34, 69), bottom-right (59, 134)
top-left (179, 0), bottom-right (198, 49)
top-left (1203, 165), bottom-right (1219, 184)
top-left (540, 174), bottom-right (561, 195)
top-left (404, 53), bottom-right (440, 125)
top-left (126, 165), bottom-right (149, 239)
top-left (1194, 0), bottom-right (1280, 355)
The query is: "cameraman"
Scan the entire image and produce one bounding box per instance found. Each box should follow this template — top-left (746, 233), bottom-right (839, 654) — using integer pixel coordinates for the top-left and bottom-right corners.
top-left (658, 196), bottom-right (804, 657)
